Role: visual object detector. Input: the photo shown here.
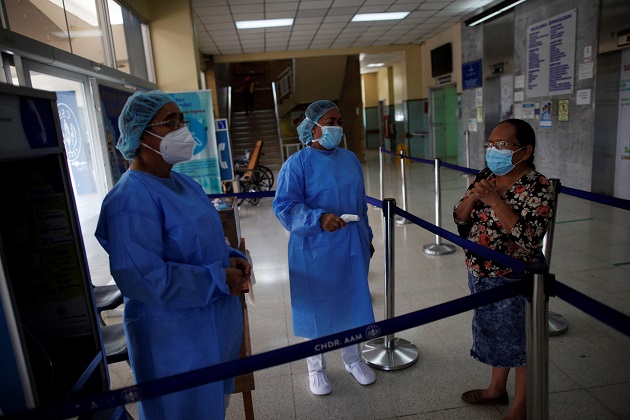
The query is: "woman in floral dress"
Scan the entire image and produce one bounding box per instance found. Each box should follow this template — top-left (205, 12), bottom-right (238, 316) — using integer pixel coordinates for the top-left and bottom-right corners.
top-left (453, 119), bottom-right (555, 420)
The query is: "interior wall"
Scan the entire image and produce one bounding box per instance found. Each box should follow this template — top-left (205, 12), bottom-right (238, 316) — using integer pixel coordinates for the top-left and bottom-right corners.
top-left (422, 23), bottom-right (463, 95)
top-left (338, 56), bottom-right (366, 162)
top-left (376, 67), bottom-right (393, 105)
top-left (122, 0), bottom-right (151, 21)
top-left (461, 0), bottom-right (600, 191)
top-left (362, 73), bottom-right (379, 108)
top-left (293, 56), bottom-right (347, 103)
top-left (392, 59), bottom-right (407, 104)
top-left (148, 0), bottom-right (199, 91)
top-left (513, 0), bottom-right (599, 191)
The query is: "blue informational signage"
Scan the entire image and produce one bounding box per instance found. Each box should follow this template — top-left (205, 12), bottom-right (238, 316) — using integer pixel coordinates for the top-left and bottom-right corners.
top-left (168, 90), bottom-right (222, 194)
top-left (215, 118), bottom-right (234, 182)
top-left (462, 59), bottom-right (482, 90)
top-left (56, 91), bottom-right (95, 194)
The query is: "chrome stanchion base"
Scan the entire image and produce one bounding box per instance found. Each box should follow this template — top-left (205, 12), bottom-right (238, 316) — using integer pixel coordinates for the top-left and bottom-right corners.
top-left (395, 215), bottom-right (411, 225)
top-left (548, 311), bottom-right (569, 336)
top-left (362, 337), bottom-right (419, 371)
top-left (423, 243), bottom-right (456, 256)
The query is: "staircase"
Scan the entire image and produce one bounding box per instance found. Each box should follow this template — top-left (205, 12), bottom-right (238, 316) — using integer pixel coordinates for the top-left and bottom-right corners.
top-left (230, 90), bottom-right (284, 173)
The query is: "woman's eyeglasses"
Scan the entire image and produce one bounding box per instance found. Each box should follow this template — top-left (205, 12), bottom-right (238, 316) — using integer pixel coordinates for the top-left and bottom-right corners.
top-left (483, 141), bottom-right (521, 150)
top-left (146, 118), bottom-right (190, 129)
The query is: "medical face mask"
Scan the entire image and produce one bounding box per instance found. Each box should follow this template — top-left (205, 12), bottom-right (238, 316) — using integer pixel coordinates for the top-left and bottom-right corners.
top-left (142, 127), bottom-right (195, 164)
top-left (314, 122), bottom-right (343, 150)
top-left (485, 146), bottom-right (524, 176)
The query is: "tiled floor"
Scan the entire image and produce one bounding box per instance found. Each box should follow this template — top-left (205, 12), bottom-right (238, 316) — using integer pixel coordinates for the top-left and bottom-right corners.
top-left (93, 149), bottom-right (630, 419)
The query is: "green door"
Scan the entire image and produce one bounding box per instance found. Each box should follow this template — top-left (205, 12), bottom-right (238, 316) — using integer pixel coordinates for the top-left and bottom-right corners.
top-left (431, 85), bottom-right (458, 161)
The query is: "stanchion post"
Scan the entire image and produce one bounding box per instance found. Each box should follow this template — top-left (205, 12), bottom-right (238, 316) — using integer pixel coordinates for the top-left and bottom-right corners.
top-left (465, 130), bottom-right (470, 169)
top-left (396, 150), bottom-right (411, 225)
top-left (543, 178), bottom-right (568, 336)
top-left (423, 158), bottom-right (456, 255)
top-left (526, 263), bottom-right (551, 420)
top-left (379, 146), bottom-right (384, 203)
top-left (363, 198), bottom-right (419, 370)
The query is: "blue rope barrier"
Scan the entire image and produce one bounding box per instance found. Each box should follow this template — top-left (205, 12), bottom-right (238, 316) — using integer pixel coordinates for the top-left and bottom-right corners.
top-left (367, 196), bottom-right (527, 274)
top-left (207, 190), bottom-right (276, 200)
top-left (440, 160), bottom-right (479, 175)
top-left (7, 280), bottom-right (527, 420)
top-left (404, 154), bottom-right (435, 165)
top-left (559, 186), bottom-right (630, 211)
top-left (377, 148), bottom-right (630, 211)
top-left (554, 280), bottom-right (630, 337)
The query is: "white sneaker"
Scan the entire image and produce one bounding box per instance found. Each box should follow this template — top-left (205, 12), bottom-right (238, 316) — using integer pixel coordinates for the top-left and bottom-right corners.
top-left (345, 360), bottom-right (376, 385)
top-left (309, 370), bottom-right (332, 395)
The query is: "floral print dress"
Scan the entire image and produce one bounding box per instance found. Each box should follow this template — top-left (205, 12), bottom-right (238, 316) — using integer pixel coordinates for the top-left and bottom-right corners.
top-left (454, 167), bottom-right (554, 279)
top-left (453, 167), bottom-right (555, 368)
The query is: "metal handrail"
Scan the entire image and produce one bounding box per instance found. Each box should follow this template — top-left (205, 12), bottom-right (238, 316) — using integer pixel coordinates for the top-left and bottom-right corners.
top-left (271, 81), bottom-right (284, 161)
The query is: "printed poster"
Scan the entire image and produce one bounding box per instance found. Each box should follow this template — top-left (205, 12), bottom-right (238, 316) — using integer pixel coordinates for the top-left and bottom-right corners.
top-left (168, 90), bottom-right (222, 194)
top-left (526, 9), bottom-right (576, 98)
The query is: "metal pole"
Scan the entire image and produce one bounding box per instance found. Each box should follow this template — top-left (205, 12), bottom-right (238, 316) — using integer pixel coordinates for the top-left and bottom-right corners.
top-left (396, 150), bottom-right (411, 225)
top-left (543, 178), bottom-right (568, 336)
top-left (526, 266), bottom-right (550, 420)
top-left (379, 146), bottom-right (384, 203)
top-left (423, 158), bottom-right (456, 255)
top-left (363, 198), bottom-right (418, 370)
top-left (465, 130), bottom-right (470, 168)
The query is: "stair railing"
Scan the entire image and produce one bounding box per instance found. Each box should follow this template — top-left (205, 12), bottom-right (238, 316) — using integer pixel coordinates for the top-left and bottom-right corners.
top-left (271, 81), bottom-right (285, 161)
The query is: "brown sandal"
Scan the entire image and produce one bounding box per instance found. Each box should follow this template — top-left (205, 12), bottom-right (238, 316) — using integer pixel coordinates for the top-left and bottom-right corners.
top-left (461, 389), bottom-right (509, 405)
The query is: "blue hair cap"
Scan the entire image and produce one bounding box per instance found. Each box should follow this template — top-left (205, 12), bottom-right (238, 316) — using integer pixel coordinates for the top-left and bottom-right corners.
top-left (296, 100), bottom-right (338, 145)
top-left (116, 90), bottom-right (175, 160)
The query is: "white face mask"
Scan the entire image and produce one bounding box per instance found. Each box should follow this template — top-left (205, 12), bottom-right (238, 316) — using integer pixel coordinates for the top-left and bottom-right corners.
top-left (142, 127), bottom-right (195, 164)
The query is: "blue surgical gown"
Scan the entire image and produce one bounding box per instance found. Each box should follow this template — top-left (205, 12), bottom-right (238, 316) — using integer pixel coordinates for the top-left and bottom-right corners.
top-left (95, 170), bottom-right (243, 420)
top-left (273, 147), bottom-right (375, 339)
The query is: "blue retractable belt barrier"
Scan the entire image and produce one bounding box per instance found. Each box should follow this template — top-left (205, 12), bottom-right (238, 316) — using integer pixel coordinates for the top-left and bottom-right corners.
top-left (366, 196), bottom-right (527, 274)
top-left (7, 280), bottom-right (527, 420)
top-left (559, 186), bottom-right (630, 211)
top-left (207, 191), bottom-right (275, 200)
top-left (554, 280), bottom-right (630, 337)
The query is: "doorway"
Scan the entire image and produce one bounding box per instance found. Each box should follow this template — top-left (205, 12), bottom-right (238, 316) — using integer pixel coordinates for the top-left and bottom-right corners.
top-left (23, 62), bottom-right (110, 284)
top-left (430, 85), bottom-right (458, 161)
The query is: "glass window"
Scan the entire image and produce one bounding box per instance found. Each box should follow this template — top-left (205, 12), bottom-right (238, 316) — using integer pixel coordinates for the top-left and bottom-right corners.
top-left (4, 0), bottom-right (106, 64)
top-left (4, 0), bottom-right (72, 53)
top-left (108, 0), bottom-right (150, 80)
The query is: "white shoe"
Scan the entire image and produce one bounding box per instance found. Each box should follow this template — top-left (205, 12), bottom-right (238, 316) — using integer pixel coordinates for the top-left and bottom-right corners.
top-left (345, 360), bottom-right (376, 385)
top-left (309, 370), bottom-right (332, 395)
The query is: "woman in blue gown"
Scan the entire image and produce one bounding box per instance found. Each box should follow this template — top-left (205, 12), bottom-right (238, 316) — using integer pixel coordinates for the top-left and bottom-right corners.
top-left (96, 90), bottom-right (250, 419)
top-left (273, 100), bottom-right (376, 396)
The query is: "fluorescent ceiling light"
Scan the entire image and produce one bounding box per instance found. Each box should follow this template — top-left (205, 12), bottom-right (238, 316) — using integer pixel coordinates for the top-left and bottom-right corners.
top-left (236, 19), bottom-right (294, 29)
top-left (352, 12), bottom-right (410, 22)
top-left (367, 63), bottom-right (385, 67)
top-left (465, 0), bottom-right (527, 26)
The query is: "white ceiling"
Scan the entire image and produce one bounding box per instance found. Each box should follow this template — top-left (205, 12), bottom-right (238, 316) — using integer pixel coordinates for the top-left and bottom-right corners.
top-left (192, 0), bottom-right (496, 72)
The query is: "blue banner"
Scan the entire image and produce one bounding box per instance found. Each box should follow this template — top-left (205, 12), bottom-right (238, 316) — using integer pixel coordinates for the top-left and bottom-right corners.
top-left (462, 59), bottom-right (482, 90)
top-left (168, 90), bottom-right (222, 194)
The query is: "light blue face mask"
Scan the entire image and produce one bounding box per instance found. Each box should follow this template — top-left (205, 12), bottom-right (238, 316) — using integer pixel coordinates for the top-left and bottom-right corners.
top-left (485, 146), bottom-right (524, 176)
top-left (314, 122), bottom-right (343, 150)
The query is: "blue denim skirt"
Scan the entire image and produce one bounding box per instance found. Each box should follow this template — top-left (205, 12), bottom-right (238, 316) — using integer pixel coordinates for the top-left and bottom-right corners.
top-left (468, 270), bottom-right (526, 368)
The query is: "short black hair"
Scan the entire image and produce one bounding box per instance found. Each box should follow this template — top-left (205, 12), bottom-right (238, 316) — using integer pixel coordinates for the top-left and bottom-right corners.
top-left (496, 119), bottom-right (536, 169)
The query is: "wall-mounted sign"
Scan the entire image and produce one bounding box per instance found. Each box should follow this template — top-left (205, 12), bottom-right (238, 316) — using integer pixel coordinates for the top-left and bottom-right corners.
top-left (558, 99), bottom-right (569, 121)
top-left (526, 9), bottom-right (577, 98)
top-left (462, 59), bottom-right (482, 90)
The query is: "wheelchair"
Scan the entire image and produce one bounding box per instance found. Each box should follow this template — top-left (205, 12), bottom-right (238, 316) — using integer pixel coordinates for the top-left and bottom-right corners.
top-left (224, 140), bottom-right (274, 206)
